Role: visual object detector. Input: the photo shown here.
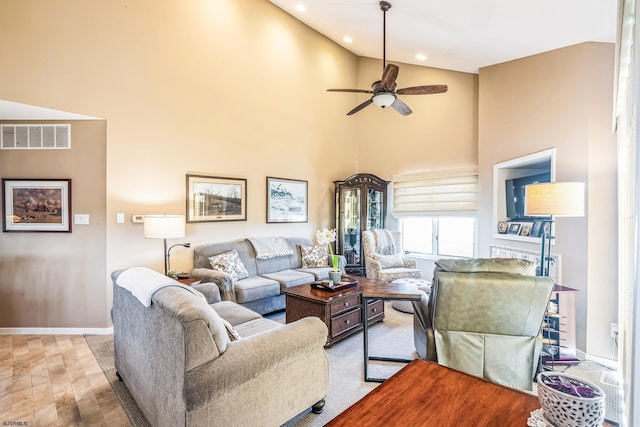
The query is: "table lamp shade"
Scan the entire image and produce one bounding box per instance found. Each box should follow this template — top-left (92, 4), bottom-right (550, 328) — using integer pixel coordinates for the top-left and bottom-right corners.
top-left (524, 182), bottom-right (585, 217)
top-left (144, 215), bottom-right (185, 239)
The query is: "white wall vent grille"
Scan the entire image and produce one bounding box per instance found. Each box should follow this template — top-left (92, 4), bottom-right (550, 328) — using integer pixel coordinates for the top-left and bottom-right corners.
top-left (1, 124), bottom-right (71, 150)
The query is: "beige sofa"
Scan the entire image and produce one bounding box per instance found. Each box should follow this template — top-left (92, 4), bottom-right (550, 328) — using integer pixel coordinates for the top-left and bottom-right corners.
top-left (111, 267), bottom-right (329, 427)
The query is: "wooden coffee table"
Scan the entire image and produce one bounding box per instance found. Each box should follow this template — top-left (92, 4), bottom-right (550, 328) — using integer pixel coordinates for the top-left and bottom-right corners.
top-left (326, 359), bottom-right (542, 426)
top-left (282, 279), bottom-right (385, 347)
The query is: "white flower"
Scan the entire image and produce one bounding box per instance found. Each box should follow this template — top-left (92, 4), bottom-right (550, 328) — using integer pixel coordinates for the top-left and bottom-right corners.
top-left (315, 228), bottom-right (337, 246)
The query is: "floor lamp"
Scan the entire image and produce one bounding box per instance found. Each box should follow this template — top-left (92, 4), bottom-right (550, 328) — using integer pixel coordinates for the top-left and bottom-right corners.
top-left (144, 214), bottom-right (190, 276)
top-left (524, 182), bottom-right (585, 277)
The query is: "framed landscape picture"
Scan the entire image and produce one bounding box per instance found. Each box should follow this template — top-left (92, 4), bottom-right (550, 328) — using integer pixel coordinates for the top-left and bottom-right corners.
top-left (2, 178), bottom-right (72, 232)
top-left (266, 177), bottom-right (308, 223)
top-left (186, 174), bottom-right (247, 222)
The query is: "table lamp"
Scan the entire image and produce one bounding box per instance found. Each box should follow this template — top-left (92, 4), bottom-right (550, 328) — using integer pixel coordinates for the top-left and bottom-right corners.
top-left (524, 182), bottom-right (585, 276)
top-left (143, 214), bottom-right (190, 276)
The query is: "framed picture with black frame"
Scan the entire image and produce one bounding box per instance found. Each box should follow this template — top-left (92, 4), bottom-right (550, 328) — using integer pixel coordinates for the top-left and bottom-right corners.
top-left (2, 178), bottom-right (72, 232)
top-left (530, 221), bottom-right (543, 237)
top-left (507, 223), bottom-right (521, 235)
top-left (266, 177), bottom-right (308, 223)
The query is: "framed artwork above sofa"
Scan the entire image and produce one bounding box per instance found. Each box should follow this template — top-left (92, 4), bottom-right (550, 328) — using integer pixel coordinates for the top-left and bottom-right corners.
top-left (186, 174), bottom-right (247, 223)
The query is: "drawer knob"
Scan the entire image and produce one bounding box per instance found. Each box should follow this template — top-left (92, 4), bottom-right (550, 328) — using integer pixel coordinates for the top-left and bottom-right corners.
top-left (344, 302), bottom-right (349, 307)
top-left (372, 308), bottom-right (377, 312)
top-left (345, 319), bottom-right (350, 325)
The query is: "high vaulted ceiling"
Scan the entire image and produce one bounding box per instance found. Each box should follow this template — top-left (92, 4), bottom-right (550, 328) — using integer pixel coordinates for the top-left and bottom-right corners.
top-left (268, 0), bottom-right (618, 74)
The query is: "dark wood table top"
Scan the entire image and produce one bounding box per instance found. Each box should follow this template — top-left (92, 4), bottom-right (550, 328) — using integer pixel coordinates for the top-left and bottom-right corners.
top-left (282, 275), bottom-right (424, 303)
top-left (282, 280), bottom-right (363, 303)
top-left (326, 359), bottom-right (542, 427)
top-left (357, 275), bottom-right (423, 301)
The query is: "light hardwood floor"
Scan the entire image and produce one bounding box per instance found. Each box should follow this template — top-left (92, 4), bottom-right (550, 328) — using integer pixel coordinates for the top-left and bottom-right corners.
top-left (0, 335), bottom-right (130, 427)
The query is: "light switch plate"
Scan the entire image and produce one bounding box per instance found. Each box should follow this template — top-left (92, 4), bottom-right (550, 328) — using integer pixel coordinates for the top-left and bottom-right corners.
top-left (116, 213), bottom-right (125, 224)
top-left (74, 214), bottom-right (90, 225)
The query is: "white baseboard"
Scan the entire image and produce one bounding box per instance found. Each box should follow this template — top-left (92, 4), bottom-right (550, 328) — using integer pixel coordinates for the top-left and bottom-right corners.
top-left (0, 327), bottom-right (113, 335)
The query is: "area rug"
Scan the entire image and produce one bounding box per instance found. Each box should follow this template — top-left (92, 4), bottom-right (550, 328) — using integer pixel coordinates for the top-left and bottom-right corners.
top-left (84, 302), bottom-right (415, 427)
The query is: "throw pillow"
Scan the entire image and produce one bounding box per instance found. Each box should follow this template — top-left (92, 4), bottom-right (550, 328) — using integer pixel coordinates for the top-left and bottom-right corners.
top-left (373, 253), bottom-right (405, 269)
top-left (221, 318), bottom-right (241, 341)
top-left (300, 245), bottom-right (329, 268)
top-left (208, 249), bottom-right (250, 281)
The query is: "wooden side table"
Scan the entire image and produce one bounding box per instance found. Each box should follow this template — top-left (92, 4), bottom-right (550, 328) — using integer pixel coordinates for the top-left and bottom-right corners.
top-left (176, 276), bottom-right (201, 286)
top-left (361, 277), bottom-right (423, 382)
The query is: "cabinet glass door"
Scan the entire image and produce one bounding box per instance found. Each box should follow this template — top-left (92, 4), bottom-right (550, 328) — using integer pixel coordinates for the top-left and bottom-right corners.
top-left (342, 188), bottom-right (361, 266)
top-left (367, 188), bottom-right (384, 230)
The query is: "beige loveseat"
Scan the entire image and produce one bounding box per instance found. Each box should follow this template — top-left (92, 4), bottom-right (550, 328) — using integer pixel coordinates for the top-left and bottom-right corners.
top-left (192, 237), bottom-right (345, 314)
top-left (111, 267), bottom-right (329, 427)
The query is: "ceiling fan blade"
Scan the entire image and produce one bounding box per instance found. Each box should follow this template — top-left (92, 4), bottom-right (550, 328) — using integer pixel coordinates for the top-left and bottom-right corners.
top-left (347, 99), bottom-right (374, 115)
top-left (396, 85), bottom-right (448, 95)
top-left (327, 89), bottom-right (374, 94)
top-left (381, 64), bottom-right (399, 89)
top-left (391, 98), bottom-right (412, 116)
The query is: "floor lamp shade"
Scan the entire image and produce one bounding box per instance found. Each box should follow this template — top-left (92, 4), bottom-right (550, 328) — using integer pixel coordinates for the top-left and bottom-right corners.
top-left (524, 182), bottom-right (584, 277)
top-left (143, 215), bottom-right (186, 239)
top-left (524, 182), bottom-right (585, 217)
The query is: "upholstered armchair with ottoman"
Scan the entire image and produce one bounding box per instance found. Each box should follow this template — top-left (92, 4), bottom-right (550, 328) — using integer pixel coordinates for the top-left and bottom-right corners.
top-left (111, 267), bottom-right (329, 427)
top-left (412, 258), bottom-right (553, 391)
top-left (362, 229), bottom-right (422, 281)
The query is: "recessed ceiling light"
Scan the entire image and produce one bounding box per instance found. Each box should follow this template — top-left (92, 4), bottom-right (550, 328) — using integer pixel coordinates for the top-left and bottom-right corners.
top-left (416, 53), bottom-right (427, 61)
top-left (295, 3), bottom-right (306, 12)
top-left (343, 36), bottom-right (353, 44)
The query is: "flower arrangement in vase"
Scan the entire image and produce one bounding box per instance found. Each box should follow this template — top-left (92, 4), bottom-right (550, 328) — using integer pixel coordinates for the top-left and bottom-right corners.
top-left (316, 228), bottom-right (341, 284)
top-left (536, 371), bottom-right (605, 427)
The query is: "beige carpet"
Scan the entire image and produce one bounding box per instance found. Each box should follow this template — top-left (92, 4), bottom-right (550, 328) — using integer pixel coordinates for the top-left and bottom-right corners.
top-left (85, 302), bottom-right (415, 427)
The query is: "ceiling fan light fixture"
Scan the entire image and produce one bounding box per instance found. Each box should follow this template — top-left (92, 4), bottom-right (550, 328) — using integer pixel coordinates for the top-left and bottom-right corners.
top-left (372, 92), bottom-right (396, 108)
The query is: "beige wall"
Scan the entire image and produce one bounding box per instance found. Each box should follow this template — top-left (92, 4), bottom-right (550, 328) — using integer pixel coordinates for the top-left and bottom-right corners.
top-left (478, 43), bottom-right (617, 359)
top-left (0, 0), bottom-right (358, 327)
top-left (356, 56), bottom-right (479, 178)
top-left (0, 0), bottom-right (618, 363)
top-left (0, 120), bottom-right (107, 327)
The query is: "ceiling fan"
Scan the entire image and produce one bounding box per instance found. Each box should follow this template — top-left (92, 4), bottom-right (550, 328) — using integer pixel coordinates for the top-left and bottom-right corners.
top-left (327, 1), bottom-right (448, 116)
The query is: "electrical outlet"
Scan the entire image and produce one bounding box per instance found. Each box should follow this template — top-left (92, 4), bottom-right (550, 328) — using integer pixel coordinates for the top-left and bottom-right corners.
top-left (611, 323), bottom-right (618, 338)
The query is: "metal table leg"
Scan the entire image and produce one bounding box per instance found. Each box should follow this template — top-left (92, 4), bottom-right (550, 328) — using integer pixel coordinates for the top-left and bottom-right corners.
top-left (362, 296), bottom-right (415, 383)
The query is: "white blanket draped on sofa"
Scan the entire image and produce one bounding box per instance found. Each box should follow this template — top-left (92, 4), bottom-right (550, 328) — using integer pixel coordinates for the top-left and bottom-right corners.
top-left (116, 267), bottom-right (205, 307)
top-left (247, 236), bottom-right (294, 259)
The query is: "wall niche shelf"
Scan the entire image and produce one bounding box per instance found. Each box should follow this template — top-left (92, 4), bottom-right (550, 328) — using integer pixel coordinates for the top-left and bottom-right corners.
top-left (492, 149), bottom-right (556, 243)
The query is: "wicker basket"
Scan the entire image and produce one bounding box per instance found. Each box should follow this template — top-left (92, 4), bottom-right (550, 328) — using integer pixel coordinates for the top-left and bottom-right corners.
top-left (537, 372), bottom-right (605, 427)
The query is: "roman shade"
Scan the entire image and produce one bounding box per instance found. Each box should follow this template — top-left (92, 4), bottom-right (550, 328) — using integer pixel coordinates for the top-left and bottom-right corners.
top-left (392, 166), bottom-right (479, 217)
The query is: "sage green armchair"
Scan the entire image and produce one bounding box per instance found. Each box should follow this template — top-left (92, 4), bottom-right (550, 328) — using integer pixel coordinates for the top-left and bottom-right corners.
top-left (413, 258), bottom-right (553, 391)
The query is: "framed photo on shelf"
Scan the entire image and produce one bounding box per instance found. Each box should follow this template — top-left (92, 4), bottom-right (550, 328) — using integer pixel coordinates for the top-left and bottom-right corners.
top-left (530, 221), bottom-right (543, 237)
top-left (520, 224), bottom-right (531, 236)
top-left (266, 177), bottom-right (308, 223)
top-left (186, 174), bottom-right (247, 222)
top-left (507, 223), bottom-right (521, 235)
top-left (2, 178), bottom-right (72, 232)
top-left (497, 221), bottom-right (508, 234)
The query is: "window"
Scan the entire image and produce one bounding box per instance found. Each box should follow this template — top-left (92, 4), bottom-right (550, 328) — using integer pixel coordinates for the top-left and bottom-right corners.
top-left (400, 217), bottom-right (476, 258)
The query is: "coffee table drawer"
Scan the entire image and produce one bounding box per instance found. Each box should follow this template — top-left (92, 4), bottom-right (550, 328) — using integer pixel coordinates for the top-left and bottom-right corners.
top-left (331, 308), bottom-right (361, 337)
top-left (367, 299), bottom-right (384, 319)
top-left (330, 295), bottom-right (360, 316)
